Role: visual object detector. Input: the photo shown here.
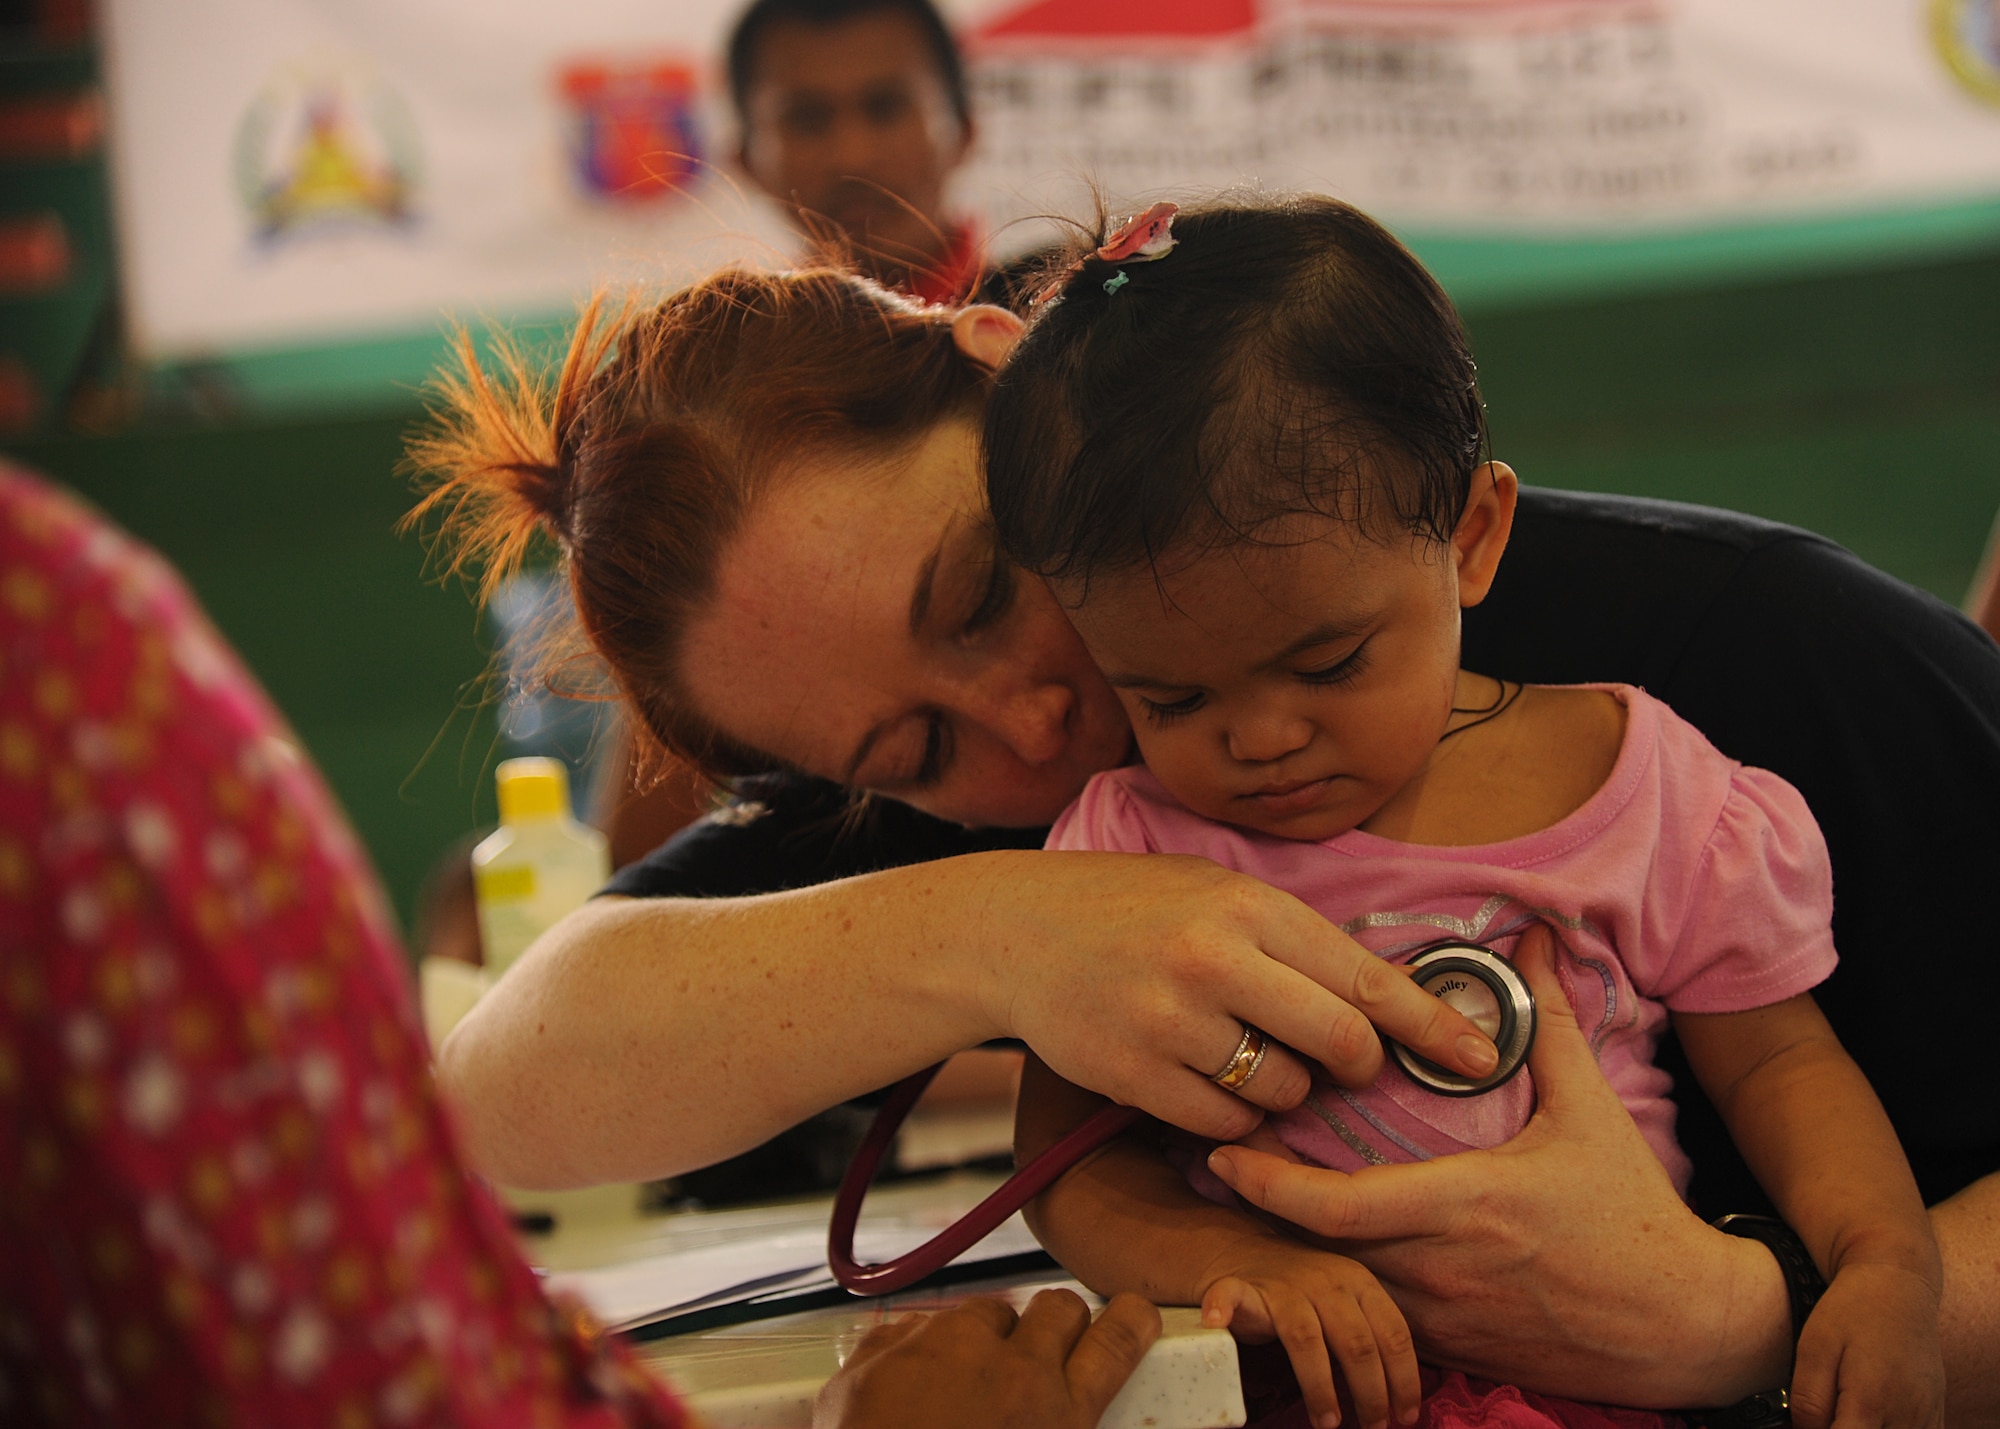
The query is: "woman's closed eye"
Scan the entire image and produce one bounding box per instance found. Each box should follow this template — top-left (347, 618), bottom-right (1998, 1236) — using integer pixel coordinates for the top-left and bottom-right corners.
top-left (912, 713), bottom-right (952, 785)
top-left (855, 712), bottom-right (953, 791)
top-left (959, 549), bottom-right (1015, 638)
top-left (868, 712), bottom-right (944, 788)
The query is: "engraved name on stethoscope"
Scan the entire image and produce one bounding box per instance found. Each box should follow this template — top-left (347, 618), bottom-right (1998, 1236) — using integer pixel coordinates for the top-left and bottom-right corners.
top-left (1390, 943), bottom-right (1538, 1097)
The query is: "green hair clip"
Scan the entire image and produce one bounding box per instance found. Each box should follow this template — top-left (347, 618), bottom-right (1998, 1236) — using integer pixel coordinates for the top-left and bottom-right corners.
top-left (1102, 270), bottom-right (1130, 296)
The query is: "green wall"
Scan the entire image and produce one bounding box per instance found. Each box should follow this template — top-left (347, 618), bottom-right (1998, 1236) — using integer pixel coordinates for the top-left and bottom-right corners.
top-left (1470, 249), bottom-right (2000, 603)
top-left (8, 243), bottom-right (1999, 935)
top-left (5, 413), bottom-right (501, 933)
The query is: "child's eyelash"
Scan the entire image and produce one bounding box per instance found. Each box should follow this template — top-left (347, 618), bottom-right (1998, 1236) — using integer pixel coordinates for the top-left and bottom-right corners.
top-left (1298, 641), bottom-right (1371, 689)
top-left (1139, 693), bottom-right (1204, 727)
top-left (1137, 641), bottom-right (1369, 727)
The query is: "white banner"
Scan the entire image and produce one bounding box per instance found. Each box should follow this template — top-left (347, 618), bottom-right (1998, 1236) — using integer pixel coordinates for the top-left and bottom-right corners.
top-left (103, 0), bottom-right (2000, 360)
top-left (102, 0), bottom-right (775, 358)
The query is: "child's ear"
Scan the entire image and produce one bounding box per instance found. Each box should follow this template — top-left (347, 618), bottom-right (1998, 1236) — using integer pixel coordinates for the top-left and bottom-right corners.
top-left (952, 305), bottom-right (1025, 372)
top-left (1452, 462), bottom-right (1518, 609)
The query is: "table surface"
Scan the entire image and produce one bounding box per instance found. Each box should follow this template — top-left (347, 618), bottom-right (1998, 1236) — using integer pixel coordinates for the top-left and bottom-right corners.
top-left (517, 1172), bottom-right (1248, 1429)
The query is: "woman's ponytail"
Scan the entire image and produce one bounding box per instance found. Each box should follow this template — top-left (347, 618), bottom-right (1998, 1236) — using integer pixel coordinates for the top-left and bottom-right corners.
top-left (402, 293), bottom-right (621, 607)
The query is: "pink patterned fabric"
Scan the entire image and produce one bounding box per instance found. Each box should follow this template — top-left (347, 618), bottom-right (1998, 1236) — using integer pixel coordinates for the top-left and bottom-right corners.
top-left (1051, 683), bottom-right (1836, 1196)
top-left (0, 464), bottom-right (686, 1427)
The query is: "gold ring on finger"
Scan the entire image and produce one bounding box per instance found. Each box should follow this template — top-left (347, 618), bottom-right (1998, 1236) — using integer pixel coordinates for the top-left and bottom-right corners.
top-left (1210, 1024), bottom-right (1269, 1090)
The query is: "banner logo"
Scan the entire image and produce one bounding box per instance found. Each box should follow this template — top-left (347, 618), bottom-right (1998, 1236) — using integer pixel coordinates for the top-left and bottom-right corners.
top-left (1935, 0), bottom-right (2000, 105)
top-left (234, 60), bottom-right (420, 241)
top-left (557, 61), bottom-right (703, 202)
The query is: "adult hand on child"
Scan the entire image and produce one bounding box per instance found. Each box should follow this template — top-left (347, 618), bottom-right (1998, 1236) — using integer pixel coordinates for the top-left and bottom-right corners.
top-left (1205, 924), bottom-right (1796, 1410)
top-left (813, 1290), bottom-right (1160, 1429)
top-left (1788, 1260), bottom-right (1944, 1429)
top-left (970, 850), bottom-right (1499, 1143)
top-left (1200, 1236), bottom-right (1422, 1429)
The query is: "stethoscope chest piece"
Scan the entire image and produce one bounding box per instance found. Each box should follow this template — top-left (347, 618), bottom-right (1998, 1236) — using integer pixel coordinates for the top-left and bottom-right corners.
top-left (1388, 941), bottom-right (1536, 1096)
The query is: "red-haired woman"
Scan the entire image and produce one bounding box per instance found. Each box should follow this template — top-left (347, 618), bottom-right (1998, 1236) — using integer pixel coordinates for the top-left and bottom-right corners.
top-left (410, 262), bottom-right (2000, 1423)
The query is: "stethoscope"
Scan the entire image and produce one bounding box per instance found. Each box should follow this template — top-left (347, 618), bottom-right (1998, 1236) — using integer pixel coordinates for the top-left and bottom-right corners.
top-left (828, 940), bottom-right (1536, 1295)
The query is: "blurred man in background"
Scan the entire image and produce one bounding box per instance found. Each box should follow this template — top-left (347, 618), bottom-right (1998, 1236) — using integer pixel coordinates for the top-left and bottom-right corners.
top-left (728, 0), bottom-right (983, 302)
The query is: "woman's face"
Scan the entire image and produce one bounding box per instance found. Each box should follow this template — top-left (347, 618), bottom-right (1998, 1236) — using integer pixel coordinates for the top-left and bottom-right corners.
top-left (678, 419), bottom-right (1134, 827)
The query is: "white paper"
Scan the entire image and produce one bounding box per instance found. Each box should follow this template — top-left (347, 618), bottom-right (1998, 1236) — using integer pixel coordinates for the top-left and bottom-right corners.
top-left (548, 1210), bottom-right (1045, 1330)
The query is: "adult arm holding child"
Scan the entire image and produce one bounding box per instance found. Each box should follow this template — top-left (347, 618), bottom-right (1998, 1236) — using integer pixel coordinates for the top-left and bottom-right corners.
top-left (1215, 1046), bottom-right (2000, 1426)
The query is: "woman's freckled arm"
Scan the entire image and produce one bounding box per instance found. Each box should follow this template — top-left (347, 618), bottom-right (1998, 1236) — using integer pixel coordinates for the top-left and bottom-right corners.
top-left (1933, 1171), bottom-right (2000, 1427)
top-left (433, 846), bottom-right (1497, 1191)
top-left (435, 875), bottom-right (999, 1188)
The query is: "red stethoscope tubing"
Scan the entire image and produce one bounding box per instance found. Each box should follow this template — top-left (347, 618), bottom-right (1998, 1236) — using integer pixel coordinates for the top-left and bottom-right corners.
top-left (827, 1061), bottom-right (1140, 1296)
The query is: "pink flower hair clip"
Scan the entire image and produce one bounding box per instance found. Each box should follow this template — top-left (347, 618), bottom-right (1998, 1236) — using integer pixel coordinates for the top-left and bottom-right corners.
top-left (1032, 201), bottom-right (1180, 305)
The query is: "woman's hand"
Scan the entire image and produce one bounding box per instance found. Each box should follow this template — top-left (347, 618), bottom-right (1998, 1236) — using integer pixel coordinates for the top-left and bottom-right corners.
top-left (1200, 1239), bottom-right (1422, 1429)
top-left (813, 1290), bottom-right (1160, 1429)
top-left (964, 850), bottom-right (1498, 1142)
top-left (1205, 925), bottom-right (1796, 1409)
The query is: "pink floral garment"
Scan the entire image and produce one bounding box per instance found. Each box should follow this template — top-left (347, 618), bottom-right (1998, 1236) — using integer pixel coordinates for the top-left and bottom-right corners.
top-left (0, 463), bottom-right (685, 1428)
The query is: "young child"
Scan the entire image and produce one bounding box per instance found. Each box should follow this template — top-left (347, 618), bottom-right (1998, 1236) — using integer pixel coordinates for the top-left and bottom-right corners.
top-left (982, 198), bottom-right (1945, 1429)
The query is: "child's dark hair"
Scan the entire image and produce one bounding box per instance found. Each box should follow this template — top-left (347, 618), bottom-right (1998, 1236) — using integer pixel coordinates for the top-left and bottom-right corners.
top-left (985, 194), bottom-right (1488, 588)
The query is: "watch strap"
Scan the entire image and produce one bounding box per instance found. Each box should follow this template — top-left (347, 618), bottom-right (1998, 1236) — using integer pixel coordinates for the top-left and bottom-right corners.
top-left (1678, 1214), bottom-right (1828, 1428)
top-left (1681, 1389), bottom-right (1791, 1429)
top-left (1712, 1212), bottom-right (1828, 1342)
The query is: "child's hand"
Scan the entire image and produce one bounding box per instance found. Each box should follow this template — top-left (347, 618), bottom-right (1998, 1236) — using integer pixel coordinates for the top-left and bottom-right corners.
top-left (1200, 1239), bottom-right (1421, 1429)
top-left (1788, 1262), bottom-right (1944, 1429)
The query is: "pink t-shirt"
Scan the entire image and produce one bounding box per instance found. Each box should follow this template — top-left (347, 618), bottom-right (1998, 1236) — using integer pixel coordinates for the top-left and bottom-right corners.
top-left (1047, 684), bottom-right (1837, 1196)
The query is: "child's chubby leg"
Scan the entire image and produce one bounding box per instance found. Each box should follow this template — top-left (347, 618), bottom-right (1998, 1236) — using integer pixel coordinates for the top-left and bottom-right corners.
top-left (1017, 1053), bottom-right (1423, 1429)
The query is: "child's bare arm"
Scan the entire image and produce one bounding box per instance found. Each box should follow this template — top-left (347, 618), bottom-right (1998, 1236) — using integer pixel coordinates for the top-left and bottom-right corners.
top-left (1016, 1050), bottom-right (1269, 1300)
top-left (1676, 994), bottom-right (1944, 1429)
top-left (1017, 1053), bottom-right (1420, 1428)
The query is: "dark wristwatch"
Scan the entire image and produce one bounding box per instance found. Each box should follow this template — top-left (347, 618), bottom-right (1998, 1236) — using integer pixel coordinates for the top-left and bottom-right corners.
top-left (1682, 1389), bottom-right (1792, 1429)
top-left (1712, 1213), bottom-right (1828, 1339)
top-left (1679, 1215), bottom-right (1829, 1429)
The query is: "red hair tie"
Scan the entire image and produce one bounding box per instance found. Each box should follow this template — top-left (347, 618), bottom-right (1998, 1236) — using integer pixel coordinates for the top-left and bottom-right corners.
top-left (1032, 201), bottom-right (1179, 306)
top-left (1095, 201), bottom-right (1178, 263)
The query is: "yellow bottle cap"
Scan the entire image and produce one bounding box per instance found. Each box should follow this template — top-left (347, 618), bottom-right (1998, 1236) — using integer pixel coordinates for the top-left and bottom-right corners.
top-left (495, 756), bottom-right (569, 823)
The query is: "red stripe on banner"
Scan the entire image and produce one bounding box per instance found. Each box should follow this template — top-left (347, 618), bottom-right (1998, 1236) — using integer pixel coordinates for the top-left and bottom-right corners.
top-left (976, 0), bottom-right (1260, 41)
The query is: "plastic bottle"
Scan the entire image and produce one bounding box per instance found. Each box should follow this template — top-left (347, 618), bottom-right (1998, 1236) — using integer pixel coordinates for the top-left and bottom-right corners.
top-left (467, 757), bottom-right (644, 1233)
top-left (471, 756), bottom-right (610, 978)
